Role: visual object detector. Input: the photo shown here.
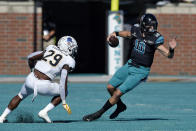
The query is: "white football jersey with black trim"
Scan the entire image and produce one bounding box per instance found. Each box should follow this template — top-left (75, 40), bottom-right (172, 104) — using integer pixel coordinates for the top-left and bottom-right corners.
top-left (35, 45), bottom-right (75, 80)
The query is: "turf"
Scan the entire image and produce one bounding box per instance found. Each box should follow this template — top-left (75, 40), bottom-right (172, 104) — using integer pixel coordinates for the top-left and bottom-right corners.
top-left (0, 82), bottom-right (196, 131)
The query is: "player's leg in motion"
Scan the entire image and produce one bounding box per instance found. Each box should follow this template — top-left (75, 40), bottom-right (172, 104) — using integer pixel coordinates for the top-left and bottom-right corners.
top-left (0, 95), bottom-right (22, 123)
top-left (83, 63), bottom-right (138, 121)
top-left (37, 82), bottom-right (63, 123)
top-left (38, 95), bottom-right (61, 123)
top-left (0, 83), bottom-right (32, 123)
top-left (83, 64), bottom-right (129, 121)
top-left (83, 89), bottom-right (124, 121)
top-left (107, 84), bottom-right (127, 119)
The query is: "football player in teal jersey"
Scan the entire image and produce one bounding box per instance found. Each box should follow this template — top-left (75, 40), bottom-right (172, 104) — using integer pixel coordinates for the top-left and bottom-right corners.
top-left (83, 13), bottom-right (177, 121)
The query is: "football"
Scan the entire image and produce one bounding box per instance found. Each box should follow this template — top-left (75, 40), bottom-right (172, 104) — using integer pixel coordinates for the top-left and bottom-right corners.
top-left (108, 36), bottom-right (119, 47)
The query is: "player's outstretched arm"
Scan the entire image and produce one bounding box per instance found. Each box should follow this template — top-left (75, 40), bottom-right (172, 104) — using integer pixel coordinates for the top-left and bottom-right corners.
top-left (60, 65), bottom-right (72, 114)
top-left (157, 37), bottom-right (177, 59)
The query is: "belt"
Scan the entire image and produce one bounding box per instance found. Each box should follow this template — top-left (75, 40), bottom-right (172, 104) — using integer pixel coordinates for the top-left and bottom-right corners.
top-left (34, 69), bottom-right (51, 81)
top-left (128, 61), bottom-right (150, 68)
top-left (128, 61), bottom-right (141, 68)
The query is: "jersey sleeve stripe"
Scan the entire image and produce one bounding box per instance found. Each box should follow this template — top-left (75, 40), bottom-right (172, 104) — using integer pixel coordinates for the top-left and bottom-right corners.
top-left (155, 36), bottom-right (164, 44)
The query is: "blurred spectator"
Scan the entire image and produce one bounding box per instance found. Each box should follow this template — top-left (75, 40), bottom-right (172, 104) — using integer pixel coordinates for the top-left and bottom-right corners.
top-left (182, 0), bottom-right (195, 3)
top-left (156, 0), bottom-right (171, 6)
top-left (43, 16), bottom-right (56, 50)
top-left (157, 0), bottom-right (195, 6)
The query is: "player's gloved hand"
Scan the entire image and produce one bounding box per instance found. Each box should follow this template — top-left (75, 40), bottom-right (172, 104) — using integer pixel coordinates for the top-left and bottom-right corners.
top-left (62, 100), bottom-right (72, 114)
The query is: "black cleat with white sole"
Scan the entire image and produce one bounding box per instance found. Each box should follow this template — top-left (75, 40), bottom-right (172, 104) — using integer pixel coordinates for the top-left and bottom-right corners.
top-left (83, 111), bottom-right (102, 121)
top-left (110, 103), bottom-right (127, 119)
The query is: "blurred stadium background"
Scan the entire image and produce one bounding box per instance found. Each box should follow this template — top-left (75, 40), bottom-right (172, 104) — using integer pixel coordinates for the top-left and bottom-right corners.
top-left (0, 0), bottom-right (196, 131)
top-left (0, 0), bottom-right (196, 76)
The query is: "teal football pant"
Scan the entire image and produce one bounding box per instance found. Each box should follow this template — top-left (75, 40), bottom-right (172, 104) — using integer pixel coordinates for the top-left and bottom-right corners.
top-left (109, 59), bottom-right (150, 94)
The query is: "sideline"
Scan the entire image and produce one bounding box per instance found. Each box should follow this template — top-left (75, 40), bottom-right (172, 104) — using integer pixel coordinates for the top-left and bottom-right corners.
top-left (0, 75), bottom-right (196, 83)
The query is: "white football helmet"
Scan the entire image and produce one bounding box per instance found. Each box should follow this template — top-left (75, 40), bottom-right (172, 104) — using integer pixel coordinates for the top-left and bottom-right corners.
top-left (57, 36), bottom-right (78, 58)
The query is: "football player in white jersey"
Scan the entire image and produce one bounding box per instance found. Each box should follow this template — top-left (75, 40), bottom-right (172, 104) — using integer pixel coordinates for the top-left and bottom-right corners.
top-left (0, 36), bottom-right (78, 123)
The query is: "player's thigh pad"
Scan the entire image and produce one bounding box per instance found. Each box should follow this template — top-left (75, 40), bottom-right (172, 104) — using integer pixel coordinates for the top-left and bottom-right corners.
top-left (18, 83), bottom-right (34, 99)
top-left (117, 66), bottom-right (150, 93)
top-left (109, 63), bottom-right (129, 88)
top-left (36, 81), bottom-right (60, 96)
top-left (18, 73), bottom-right (35, 99)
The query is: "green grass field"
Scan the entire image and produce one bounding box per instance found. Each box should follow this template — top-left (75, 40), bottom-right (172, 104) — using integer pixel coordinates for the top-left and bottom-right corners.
top-left (0, 82), bottom-right (196, 131)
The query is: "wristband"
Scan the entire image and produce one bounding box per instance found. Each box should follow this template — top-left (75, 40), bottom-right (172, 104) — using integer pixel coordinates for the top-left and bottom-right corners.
top-left (169, 47), bottom-right (174, 53)
top-left (115, 32), bottom-right (119, 36)
top-left (168, 47), bottom-right (174, 58)
top-left (62, 100), bottom-right (66, 105)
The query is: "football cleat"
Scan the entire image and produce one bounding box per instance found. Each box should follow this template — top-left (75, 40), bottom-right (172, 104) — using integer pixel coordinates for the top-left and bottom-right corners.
top-left (0, 116), bottom-right (6, 123)
top-left (38, 110), bottom-right (52, 123)
top-left (109, 103), bottom-right (127, 119)
top-left (83, 111), bottom-right (102, 122)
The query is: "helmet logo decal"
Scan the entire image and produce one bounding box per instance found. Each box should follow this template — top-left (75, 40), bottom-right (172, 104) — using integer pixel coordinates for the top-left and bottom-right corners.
top-left (57, 36), bottom-right (78, 58)
top-left (67, 37), bottom-right (72, 42)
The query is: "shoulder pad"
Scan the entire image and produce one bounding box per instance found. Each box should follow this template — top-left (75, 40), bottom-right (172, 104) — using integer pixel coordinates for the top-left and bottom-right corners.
top-left (154, 32), bottom-right (161, 38)
top-left (45, 45), bottom-right (54, 51)
top-left (131, 24), bottom-right (140, 37)
top-left (27, 51), bottom-right (43, 59)
top-left (65, 56), bottom-right (76, 72)
top-left (155, 35), bottom-right (164, 45)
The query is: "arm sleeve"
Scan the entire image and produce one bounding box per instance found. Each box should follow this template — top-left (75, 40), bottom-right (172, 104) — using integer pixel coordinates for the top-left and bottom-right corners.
top-left (59, 69), bottom-right (68, 104)
top-left (27, 51), bottom-right (43, 70)
top-left (27, 51), bottom-right (43, 59)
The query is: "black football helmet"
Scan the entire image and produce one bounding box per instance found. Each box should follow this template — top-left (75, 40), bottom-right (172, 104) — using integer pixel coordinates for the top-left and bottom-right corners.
top-left (140, 13), bottom-right (158, 34)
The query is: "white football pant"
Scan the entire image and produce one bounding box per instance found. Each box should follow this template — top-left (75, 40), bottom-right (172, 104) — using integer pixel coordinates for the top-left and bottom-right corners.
top-left (18, 72), bottom-right (60, 101)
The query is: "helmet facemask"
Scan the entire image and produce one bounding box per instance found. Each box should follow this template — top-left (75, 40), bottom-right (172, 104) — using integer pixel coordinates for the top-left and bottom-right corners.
top-left (68, 44), bottom-right (78, 59)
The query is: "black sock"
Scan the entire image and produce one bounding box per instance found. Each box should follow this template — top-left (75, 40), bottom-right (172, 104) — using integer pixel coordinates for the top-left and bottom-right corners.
top-left (117, 99), bottom-right (124, 107)
top-left (98, 100), bottom-right (113, 114)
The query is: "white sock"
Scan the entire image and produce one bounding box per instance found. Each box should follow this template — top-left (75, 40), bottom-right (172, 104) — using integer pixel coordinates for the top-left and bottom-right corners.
top-left (1, 108), bottom-right (11, 119)
top-left (42, 103), bottom-right (55, 113)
